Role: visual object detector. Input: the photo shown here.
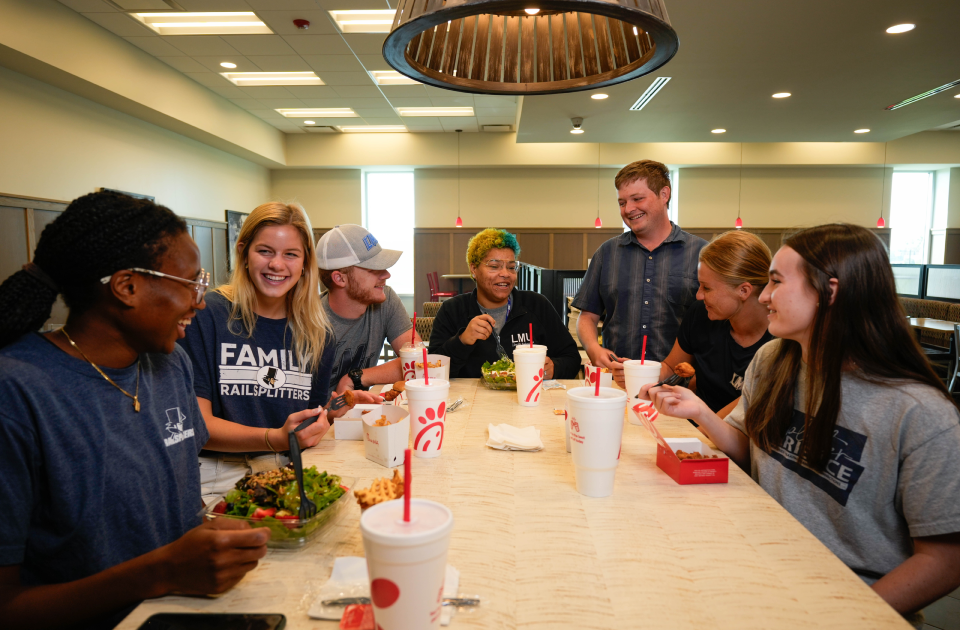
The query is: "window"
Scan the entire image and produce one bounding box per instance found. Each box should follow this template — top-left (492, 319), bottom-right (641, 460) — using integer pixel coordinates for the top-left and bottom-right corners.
top-left (363, 172), bottom-right (415, 295)
top-left (888, 172), bottom-right (934, 264)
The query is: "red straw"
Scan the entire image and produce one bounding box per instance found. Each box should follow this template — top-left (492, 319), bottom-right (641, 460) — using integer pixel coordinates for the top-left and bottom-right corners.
top-left (595, 368), bottom-right (600, 397)
top-left (641, 335), bottom-right (647, 365)
top-left (529, 323), bottom-right (533, 348)
top-left (412, 312), bottom-right (416, 346)
top-left (423, 347), bottom-right (429, 385)
top-left (403, 448), bottom-right (411, 522)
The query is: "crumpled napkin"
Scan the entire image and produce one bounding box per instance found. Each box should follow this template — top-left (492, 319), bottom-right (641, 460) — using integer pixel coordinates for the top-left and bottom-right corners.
top-left (486, 423), bottom-right (544, 451)
top-left (308, 557), bottom-right (459, 625)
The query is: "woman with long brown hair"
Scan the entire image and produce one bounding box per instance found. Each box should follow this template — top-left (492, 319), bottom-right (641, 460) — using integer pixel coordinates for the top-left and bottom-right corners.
top-left (644, 224), bottom-right (960, 623)
top-left (179, 202), bottom-right (379, 502)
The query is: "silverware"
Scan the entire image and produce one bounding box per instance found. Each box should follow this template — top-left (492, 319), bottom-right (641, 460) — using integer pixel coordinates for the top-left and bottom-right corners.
top-left (652, 373), bottom-right (684, 388)
top-left (447, 398), bottom-right (464, 413)
top-left (321, 596), bottom-right (480, 607)
top-left (289, 419), bottom-right (317, 520)
top-left (328, 394), bottom-right (348, 411)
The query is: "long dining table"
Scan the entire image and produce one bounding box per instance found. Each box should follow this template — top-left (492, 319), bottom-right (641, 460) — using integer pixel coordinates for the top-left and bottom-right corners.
top-left (117, 379), bottom-right (910, 629)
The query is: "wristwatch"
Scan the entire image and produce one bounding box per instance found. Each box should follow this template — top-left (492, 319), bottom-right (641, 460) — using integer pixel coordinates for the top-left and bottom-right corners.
top-left (348, 367), bottom-right (367, 391)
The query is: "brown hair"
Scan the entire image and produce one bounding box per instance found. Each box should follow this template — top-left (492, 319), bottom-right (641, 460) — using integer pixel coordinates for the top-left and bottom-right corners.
top-left (699, 230), bottom-right (772, 289)
top-left (614, 160), bottom-right (671, 206)
top-left (744, 224), bottom-right (956, 471)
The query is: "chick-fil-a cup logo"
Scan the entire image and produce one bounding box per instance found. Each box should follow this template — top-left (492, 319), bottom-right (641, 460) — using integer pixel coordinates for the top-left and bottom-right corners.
top-left (413, 401), bottom-right (445, 453)
top-left (402, 359), bottom-right (416, 381)
top-left (525, 367), bottom-right (543, 403)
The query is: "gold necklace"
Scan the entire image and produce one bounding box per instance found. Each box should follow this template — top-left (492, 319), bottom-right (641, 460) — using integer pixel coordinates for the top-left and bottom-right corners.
top-left (60, 328), bottom-right (141, 412)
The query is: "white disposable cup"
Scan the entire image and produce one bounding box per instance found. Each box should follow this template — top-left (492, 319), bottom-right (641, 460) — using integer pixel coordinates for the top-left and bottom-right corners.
top-left (583, 364), bottom-right (613, 389)
top-left (399, 343), bottom-right (427, 382)
top-left (405, 378), bottom-right (451, 458)
top-left (623, 360), bottom-right (661, 400)
top-left (566, 386), bottom-right (628, 497)
top-left (415, 354), bottom-right (450, 382)
top-left (514, 344), bottom-right (548, 407)
top-left (360, 499), bottom-right (454, 630)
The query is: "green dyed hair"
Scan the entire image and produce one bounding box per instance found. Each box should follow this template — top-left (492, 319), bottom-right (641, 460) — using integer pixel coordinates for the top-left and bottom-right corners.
top-left (466, 228), bottom-right (521, 267)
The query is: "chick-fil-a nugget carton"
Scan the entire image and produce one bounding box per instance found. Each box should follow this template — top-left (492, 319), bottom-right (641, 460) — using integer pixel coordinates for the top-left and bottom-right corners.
top-left (362, 405), bottom-right (410, 468)
top-left (631, 402), bottom-right (728, 485)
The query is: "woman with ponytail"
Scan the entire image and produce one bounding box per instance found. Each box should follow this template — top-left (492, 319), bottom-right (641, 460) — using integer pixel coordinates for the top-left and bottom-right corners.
top-left (643, 224), bottom-right (960, 625)
top-left (0, 191), bottom-right (268, 629)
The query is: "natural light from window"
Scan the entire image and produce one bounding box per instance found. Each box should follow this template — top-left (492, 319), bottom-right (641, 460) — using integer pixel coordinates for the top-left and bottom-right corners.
top-left (888, 172), bottom-right (933, 264)
top-left (364, 172), bottom-right (415, 295)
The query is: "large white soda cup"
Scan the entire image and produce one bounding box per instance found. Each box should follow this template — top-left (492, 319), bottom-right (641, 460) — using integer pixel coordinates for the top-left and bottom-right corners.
top-left (360, 499), bottom-right (454, 630)
top-left (514, 344), bottom-right (548, 407)
top-left (566, 386), bottom-right (628, 497)
top-left (405, 378), bottom-right (450, 458)
top-left (398, 343), bottom-right (426, 382)
top-left (623, 360), bottom-right (661, 400)
top-left (415, 354), bottom-right (450, 382)
top-left (583, 364), bottom-right (613, 389)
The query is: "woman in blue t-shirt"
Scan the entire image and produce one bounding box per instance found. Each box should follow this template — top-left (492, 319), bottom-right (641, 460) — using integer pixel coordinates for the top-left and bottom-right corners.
top-left (0, 192), bottom-right (268, 629)
top-left (657, 230), bottom-right (774, 417)
top-left (179, 202), bottom-right (380, 501)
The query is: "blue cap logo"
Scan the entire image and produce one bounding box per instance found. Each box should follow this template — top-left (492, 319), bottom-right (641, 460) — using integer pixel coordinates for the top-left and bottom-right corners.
top-left (362, 234), bottom-right (379, 251)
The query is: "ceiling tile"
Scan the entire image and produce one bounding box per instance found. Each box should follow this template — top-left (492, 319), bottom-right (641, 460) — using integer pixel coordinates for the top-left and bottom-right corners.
top-left (356, 55), bottom-right (392, 71)
top-left (255, 11), bottom-right (339, 35)
top-left (221, 35), bottom-right (297, 55)
top-left (207, 85), bottom-right (247, 98)
top-left (402, 117), bottom-right (442, 127)
top-left (283, 34), bottom-right (352, 55)
top-left (244, 55), bottom-right (312, 71)
top-left (245, 0), bottom-right (320, 9)
top-left (340, 97), bottom-right (391, 108)
top-left (361, 117), bottom-right (404, 125)
top-left (228, 98), bottom-right (263, 109)
top-left (473, 95), bottom-right (518, 107)
top-left (379, 85), bottom-right (428, 98)
top-left (124, 36), bottom-right (186, 57)
top-left (256, 98), bottom-right (308, 108)
top-left (239, 86), bottom-right (297, 98)
top-left (174, 0), bottom-right (253, 9)
top-left (193, 56), bottom-right (261, 72)
top-left (342, 34), bottom-right (387, 55)
top-left (298, 98), bottom-right (349, 107)
top-left (477, 116), bottom-right (517, 125)
top-left (183, 72), bottom-right (235, 87)
top-left (428, 96), bottom-right (476, 107)
top-left (408, 127), bottom-right (444, 133)
top-left (332, 86), bottom-right (383, 98)
top-left (81, 12), bottom-right (154, 37)
top-left (440, 118), bottom-right (478, 132)
top-left (475, 107), bottom-right (517, 117)
top-left (301, 55), bottom-right (365, 72)
top-left (159, 57), bottom-right (209, 73)
top-left (320, 71), bottom-right (374, 86)
top-left (162, 36), bottom-right (241, 56)
top-left (385, 97), bottom-right (433, 107)
top-left (249, 109), bottom-right (288, 121)
top-left (58, 0), bottom-right (117, 11)
top-left (423, 85), bottom-right (469, 98)
top-left (284, 85), bottom-right (341, 98)
top-left (309, 117), bottom-right (365, 125)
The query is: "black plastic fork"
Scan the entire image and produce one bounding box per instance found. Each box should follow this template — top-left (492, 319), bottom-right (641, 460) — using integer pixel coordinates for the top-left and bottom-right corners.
top-left (288, 416), bottom-right (318, 520)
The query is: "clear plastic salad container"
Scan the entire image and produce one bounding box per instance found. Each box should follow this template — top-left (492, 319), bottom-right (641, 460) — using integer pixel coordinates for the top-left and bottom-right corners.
top-left (481, 358), bottom-right (517, 390)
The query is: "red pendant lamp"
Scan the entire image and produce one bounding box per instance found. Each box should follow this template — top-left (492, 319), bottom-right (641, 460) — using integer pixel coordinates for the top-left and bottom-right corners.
top-left (455, 129), bottom-right (463, 227)
top-left (876, 143), bottom-right (887, 228)
top-left (734, 144), bottom-right (744, 228)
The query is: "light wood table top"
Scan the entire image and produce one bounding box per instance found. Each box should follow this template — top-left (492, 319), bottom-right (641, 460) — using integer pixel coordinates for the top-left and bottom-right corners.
top-left (909, 317), bottom-right (959, 333)
top-left (117, 380), bottom-right (909, 629)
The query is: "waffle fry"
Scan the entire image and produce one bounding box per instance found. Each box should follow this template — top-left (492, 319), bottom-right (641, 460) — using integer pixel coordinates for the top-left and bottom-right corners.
top-left (355, 470), bottom-right (404, 510)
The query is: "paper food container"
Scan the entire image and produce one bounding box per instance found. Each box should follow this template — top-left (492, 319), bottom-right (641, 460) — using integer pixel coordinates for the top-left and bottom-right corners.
top-left (362, 405), bottom-right (411, 468)
top-left (335, 403), bottom-right (381, 440)
top-left (630, 402), bottom-right (729, 485)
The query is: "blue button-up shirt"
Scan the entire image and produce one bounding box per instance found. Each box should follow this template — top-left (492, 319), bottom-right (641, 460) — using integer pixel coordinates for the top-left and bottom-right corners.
top-left (572, 223), bottom-right (707, 362)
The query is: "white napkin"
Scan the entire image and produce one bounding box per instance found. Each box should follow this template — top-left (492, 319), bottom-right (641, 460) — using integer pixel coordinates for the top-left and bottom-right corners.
top-left (308, 556), bottom-right (460, 625)
top-left (486, 423), bottom-right (544, 451)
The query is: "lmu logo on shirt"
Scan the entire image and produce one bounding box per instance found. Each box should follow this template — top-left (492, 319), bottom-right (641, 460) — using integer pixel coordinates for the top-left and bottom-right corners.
top-left (510, 332), bottom-right (530, 346)
top-left (729, 373), bottom-right (745, 391)
top-left (218, 343), bottom-right (313, 401)
top-left (164, 407), bottom-right (195, 447)
top-left (768, 410), bottom-right (867, 506)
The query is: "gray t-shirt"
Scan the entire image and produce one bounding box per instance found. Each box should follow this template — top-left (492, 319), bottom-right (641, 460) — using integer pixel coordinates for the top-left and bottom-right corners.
top-left (322, 285), bottom-right (412, 389)
top-left (478, 303), bottom-right (509, 336)
top-left (726, 340), bottom-right (960, 585)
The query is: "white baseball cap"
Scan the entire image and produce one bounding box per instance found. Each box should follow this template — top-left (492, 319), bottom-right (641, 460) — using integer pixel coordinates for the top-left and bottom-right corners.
top-left (316, 224), bottom-right (402, 270)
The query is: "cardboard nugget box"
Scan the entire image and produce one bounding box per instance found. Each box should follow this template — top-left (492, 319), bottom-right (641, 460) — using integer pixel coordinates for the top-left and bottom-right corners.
top-left (362, 405), bottom-right (410, 468)
top-left (631, 402), bottom-right (729, 485)
top-left (335, 404), bottom-right (380, 440)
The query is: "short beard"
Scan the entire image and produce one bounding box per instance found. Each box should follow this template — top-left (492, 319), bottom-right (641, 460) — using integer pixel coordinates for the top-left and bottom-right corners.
top-left (345, 276), bottom-right (386, 305)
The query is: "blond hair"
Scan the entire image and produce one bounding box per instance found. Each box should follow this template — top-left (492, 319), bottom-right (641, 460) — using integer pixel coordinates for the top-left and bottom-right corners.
top-left (217, 202), bottom-right (330, 373)
top-left (614, 160), bottom-right (671, 206)
top-left (699, 230), bottom-right (772, 289)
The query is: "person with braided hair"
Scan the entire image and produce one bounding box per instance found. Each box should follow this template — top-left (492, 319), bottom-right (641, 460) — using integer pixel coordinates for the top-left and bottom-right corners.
top-left (0, 192), bottom-right (269, 630)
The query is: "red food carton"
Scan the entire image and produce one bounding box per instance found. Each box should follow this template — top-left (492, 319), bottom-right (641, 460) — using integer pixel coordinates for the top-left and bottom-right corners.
top-left (631, 402), bottom-right (728, 485)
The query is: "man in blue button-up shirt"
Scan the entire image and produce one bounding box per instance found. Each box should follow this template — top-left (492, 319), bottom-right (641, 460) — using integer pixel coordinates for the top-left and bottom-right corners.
top-left (573, 160), bottom-right (707, 388)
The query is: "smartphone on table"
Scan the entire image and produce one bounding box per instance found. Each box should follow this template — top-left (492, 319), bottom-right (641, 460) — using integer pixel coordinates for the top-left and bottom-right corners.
top-left (137, 613), bottom-right (286, 630)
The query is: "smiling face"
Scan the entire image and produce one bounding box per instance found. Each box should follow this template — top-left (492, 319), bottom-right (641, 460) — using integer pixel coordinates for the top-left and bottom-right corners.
top-left (139, 230), bottom-right (205, 354)
top-left (470, 247), bottom-right (517, 307)
top-left (759, 246), bottom-right (820, 345)
top-left (618, 177), bottom-right (670, 238)
top-left (696, 263), bottom-right (746, 320)
top-left (344, 266), bottom-right (391, 305)
top-left (243, 225), bottom-right (305, 305)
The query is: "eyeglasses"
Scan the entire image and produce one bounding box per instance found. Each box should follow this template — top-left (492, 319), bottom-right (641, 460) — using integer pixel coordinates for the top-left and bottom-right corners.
top-left (482, 260), bottom-right (519, 273)
top-left (101, 267), bottom-right (210, 304)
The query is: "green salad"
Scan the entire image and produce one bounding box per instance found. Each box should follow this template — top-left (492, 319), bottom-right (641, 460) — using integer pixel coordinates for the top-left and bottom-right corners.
top-left (481, 357), bottom-right (517, 388)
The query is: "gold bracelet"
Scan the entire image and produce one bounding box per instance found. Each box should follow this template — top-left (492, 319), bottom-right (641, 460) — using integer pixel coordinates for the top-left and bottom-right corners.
top-left (264, 428), bottom-right (278, 453)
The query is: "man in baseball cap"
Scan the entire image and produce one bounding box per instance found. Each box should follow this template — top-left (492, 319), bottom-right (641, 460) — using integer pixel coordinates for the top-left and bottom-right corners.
top-left (317, 225), bottom-right (423, 393)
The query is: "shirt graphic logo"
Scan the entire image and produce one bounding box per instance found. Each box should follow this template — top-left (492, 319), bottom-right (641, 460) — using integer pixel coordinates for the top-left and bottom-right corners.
top-left (768, 410), bottom-right (867, 506)
top-left (218, 343), bottom-right (312, 401)
top-left (729, 372), bottom-right (745, 391)
top-left (257, 365), bottom-right (287, 390)
top-left (510, 332), bottom-right (530, 346)
top-left (164, 407), bottom-right (195, 447)
top-left (362, 234), bottom-right (378, 251)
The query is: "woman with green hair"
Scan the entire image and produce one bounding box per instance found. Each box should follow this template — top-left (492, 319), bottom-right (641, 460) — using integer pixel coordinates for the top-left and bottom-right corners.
top-left (429, 228), bottom-right (581, 379)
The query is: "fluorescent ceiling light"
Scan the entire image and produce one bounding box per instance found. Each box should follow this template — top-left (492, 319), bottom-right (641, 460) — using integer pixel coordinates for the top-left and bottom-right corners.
top-left (397, 107), bottom-right (475, 117)
top-left (220, 62), bottom-right (237, 69)
top-left (954, 94), bottom-right (960, 98)
top-left (222, 72), bottom-right (323, 86)
top-left (130, 12), bottom-right (272, 35)
top-left (629, 77), bottom-right (670, 111)
top-left (338, 126), bottom-right (408, 133)
top-left (304, 120), bottom-right (316, 125)
top-left (772, 92), bottom-right (791, 98)
top-left (711, 128), bottom-right (726, 133)
top-left (370, 71), bottom-right (419, 86)
top-left (886, 23), bottom-right (915, 34)
top-left (885, 79), bottom-right (960, 110)
top-left (854, 128), bottom-right (870, 134)
top-left (329, 10), bottom-right (396, 33)
top-left (277, 108), bottom-right (357, 118)
top-left (591, 93), bottom-right (609, 100)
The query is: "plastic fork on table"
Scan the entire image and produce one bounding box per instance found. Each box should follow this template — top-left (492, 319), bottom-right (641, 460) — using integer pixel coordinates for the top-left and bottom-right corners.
top-left (288, 416), bottom-right (318, 520)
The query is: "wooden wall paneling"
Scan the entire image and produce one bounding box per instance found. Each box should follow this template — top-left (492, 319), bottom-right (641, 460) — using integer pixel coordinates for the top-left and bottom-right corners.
top-left (548, 233), bottom-right (555, 267)
top-left (516, 231), bottom-right (550, 267)
top-left (414, 231), bottom-right (453, 312)
top-left (553, 232), bottom-right (585, 269)
top-left (212, 227), bottom-right (228, 287)
top-left (586, 230), bottom-right (616, 264)
top-left (452, 231), bottom-right (473, 274)
top-left (0, 206), bottom-right (28, 284)
top-left (945, 229), bottom-right (960, 265)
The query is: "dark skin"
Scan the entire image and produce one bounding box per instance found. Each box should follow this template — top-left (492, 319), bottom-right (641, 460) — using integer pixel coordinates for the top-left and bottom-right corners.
top-left (0, 231), bottom-right (270, 629)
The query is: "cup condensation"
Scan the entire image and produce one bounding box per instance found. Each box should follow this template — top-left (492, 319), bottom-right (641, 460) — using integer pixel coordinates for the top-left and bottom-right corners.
top-left (583, 364), bottom-right (614, 389)
top-left (566, 386), bottom-right (628, 497)
top-left (623, 360), bottom-right (661, 400)
top-left (415, 354), bottom-right (450, 382)
top-left (360, 499), bottom-right (454, 630)
top-left (405, 378), bottom-right (451, 458)
top-left (513, 344), bottom-right (548, 407)
top-left (399, 343), bottom-right (427, 382)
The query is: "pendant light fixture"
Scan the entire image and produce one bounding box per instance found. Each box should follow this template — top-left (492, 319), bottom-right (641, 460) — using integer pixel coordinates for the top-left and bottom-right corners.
top-left (383, 0), bottom-right (679, 96)
top-left (455, 129), bottom-right (463, 227)
top-left (877, 143), bottom-right (888, 228)
top-left (734, 143), bottom-right (744, 229)
top-left (594, 142), bottom-right (602, 227)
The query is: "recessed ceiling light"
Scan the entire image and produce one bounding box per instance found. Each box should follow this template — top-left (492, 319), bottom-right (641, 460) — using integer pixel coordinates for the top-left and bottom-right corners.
top-left (525, 8), bottom-right (540, 15)
top-left (277, 108), bottom-right (357, 118)
top-left (130, 12), bottom-right (272, 36)
top-left (591, 93), bottom-right (609, 100)
top-left (220, 62), bottom-right (237, 69)
top-left (304, 120), bottom-right (316, 125)
top-left (886, 23), bottom-right (915, 34)
top-left (570, 129), bottom-right (584, 134)
top-left (711, 128), bottom-right (726, 134)
top-left (338, 126), bottom-right (408, 133)
top-left (329, 10), bottom-right (396, 33)
top-left (396, 107), bottom-right (474, 117)
top-left (955, 94), bottom-right (960, 98)
top-left (370, 70), bottom-right (419, 86)
top-left (221, 72), bottom-right (323, 86)
top-left (772, 92), bottom-right (791, 98)
top-left (854, 129), bottom-right (870, 133)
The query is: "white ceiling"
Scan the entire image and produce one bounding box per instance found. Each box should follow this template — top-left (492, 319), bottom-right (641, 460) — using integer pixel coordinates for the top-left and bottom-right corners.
top-left (57, 0), bottom-right (960, 142)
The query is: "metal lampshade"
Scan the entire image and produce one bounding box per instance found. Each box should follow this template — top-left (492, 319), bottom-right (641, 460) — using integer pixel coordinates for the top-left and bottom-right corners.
top-left (382, 0), bottom-right (678, 95)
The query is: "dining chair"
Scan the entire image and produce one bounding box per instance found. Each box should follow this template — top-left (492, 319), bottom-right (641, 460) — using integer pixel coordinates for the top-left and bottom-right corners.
top-left (427, 272), bottom-right (457, 301)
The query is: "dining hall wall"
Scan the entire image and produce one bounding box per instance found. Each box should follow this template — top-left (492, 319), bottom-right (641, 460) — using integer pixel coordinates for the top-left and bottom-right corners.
top-left (0, 65), bottom-right (270, 222)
